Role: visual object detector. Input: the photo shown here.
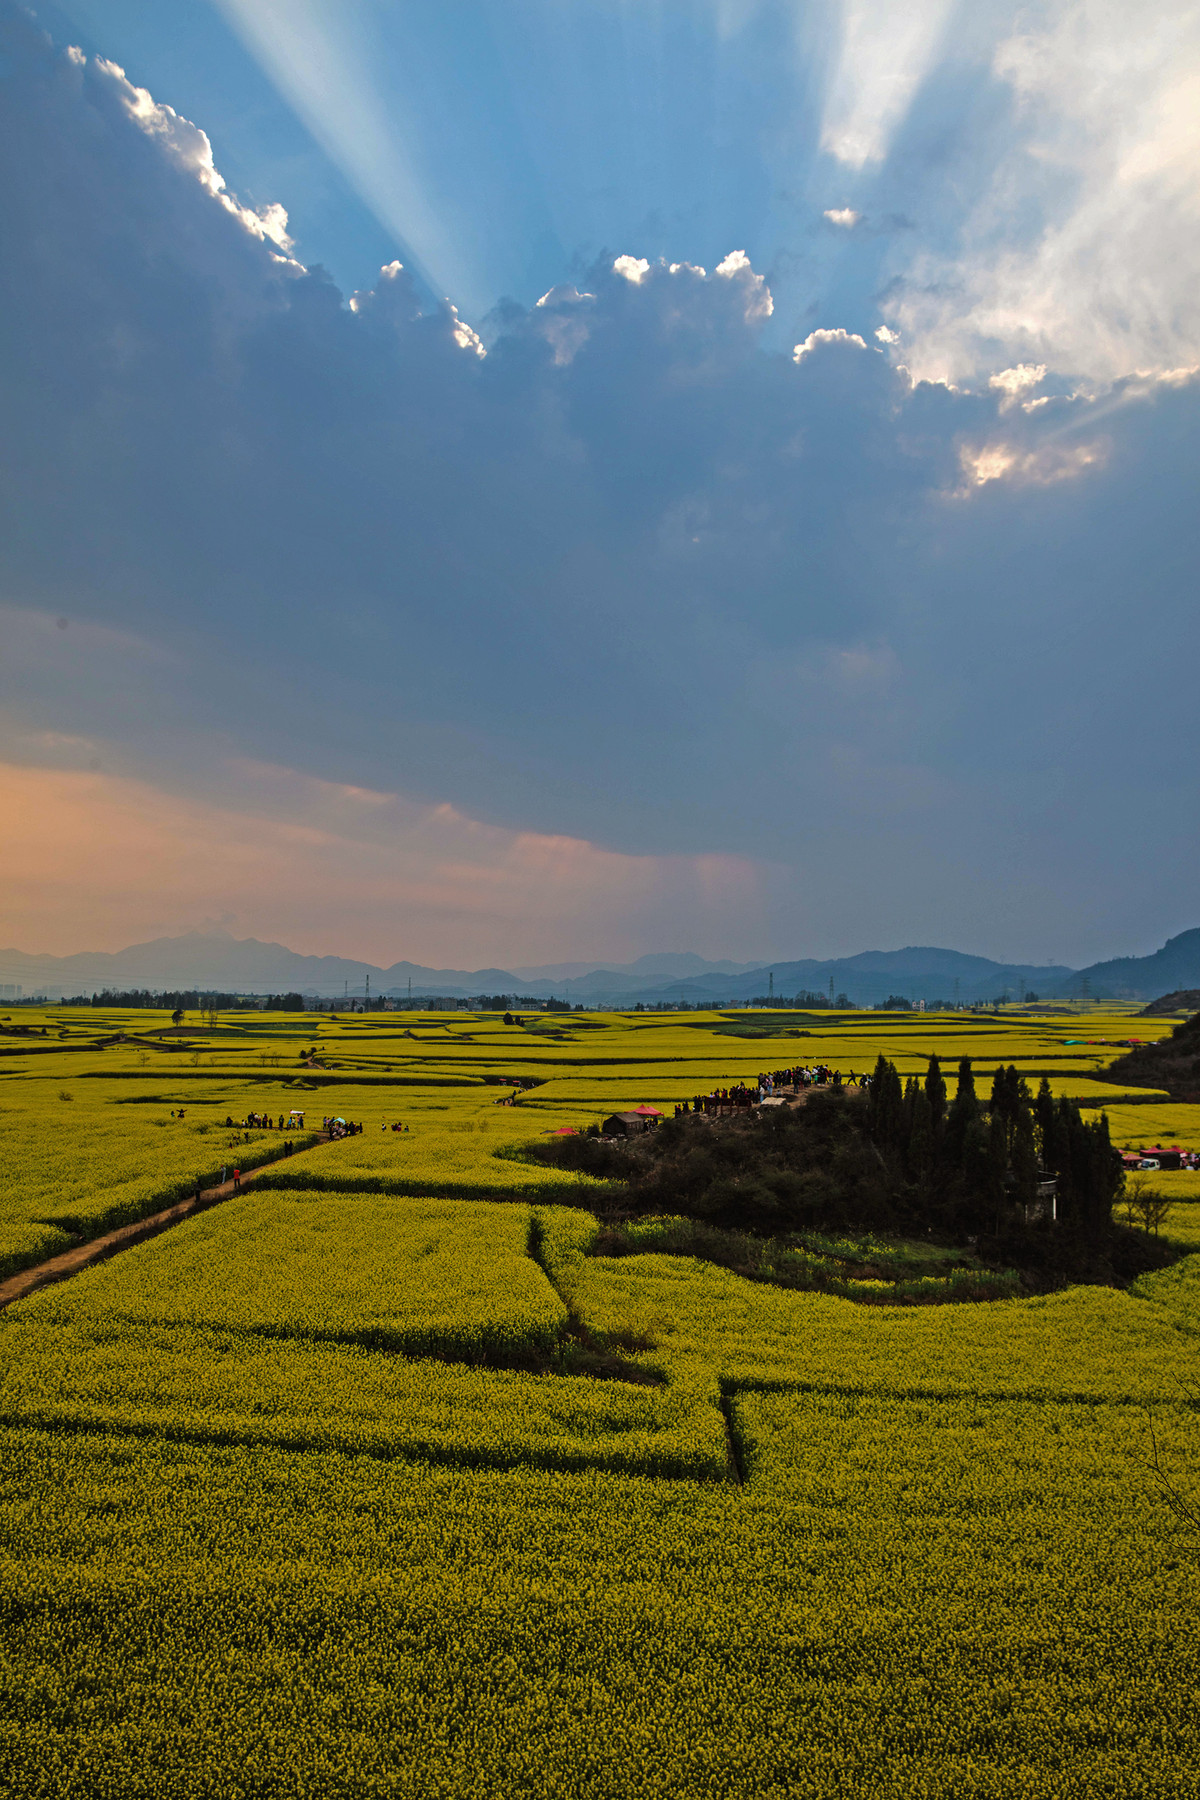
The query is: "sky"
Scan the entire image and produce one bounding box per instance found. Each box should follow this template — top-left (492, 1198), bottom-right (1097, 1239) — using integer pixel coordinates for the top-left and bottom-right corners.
top-left (1, 0), bottom-right (1197, 969)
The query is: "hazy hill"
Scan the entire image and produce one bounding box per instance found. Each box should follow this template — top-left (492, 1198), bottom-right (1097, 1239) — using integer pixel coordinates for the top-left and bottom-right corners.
top-left (662, 948), bottom-right (1077, 1008)
top-left (1104, 1006), bottom-right (1200, 1102)
top-left (1074, 929), bottom-right (1200, 1000)
top-left (0, 932), bottom-right (751, 1002)
top-left (0, 926), bottom-right (1193, 1007)
top-left (508, 953), bottom-right (760, 981)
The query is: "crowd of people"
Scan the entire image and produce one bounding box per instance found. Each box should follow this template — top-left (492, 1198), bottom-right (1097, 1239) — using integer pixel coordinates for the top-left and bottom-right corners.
top-left (220, 1111), bottom-right (304, 1131)
top-left (324, 1116), bottom-right (363, 1138)
top-left (758, 1064), bottom-right (865, 1095)
top-left (675, 1065), bottom-right (871, 1116)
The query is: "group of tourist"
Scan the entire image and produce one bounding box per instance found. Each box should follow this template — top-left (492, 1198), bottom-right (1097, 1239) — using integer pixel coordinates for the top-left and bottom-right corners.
top-left (324, 1116), bottom-right (363, 1138)
top-left (758, 1064), bottom-right (861, 1095)
top-left (679, 1082), bottom-right (761, 1115)
top-left (674, 1065), bottom-right (872, 1117)
top-left (221, 1111), bottom-right (304, 1131)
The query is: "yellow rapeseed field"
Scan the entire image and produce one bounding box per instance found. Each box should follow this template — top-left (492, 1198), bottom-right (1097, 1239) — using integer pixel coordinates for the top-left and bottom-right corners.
top-left (0, 1001), bottom-right (1195, 1796)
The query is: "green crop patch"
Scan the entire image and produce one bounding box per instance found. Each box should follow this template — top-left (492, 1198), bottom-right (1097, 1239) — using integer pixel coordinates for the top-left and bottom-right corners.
top-left (24, 1193), bottom-right (571, 1362)
top-left (0, 1001), bottom-right (1196, 1796)
top-left (0, 1315), bottom-right (727, 1481)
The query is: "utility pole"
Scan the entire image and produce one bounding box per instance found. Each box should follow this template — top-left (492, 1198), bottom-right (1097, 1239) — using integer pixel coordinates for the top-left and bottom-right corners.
top-left (366, 973), bottom-right (370, 1008)
top-left (828, 976), bottom-right (834, 1004)
top-left (769, 970), bottom-right (774, 1000)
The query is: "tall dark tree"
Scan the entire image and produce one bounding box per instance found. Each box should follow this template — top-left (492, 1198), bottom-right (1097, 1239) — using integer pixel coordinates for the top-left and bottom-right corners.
top-left (944, 1057), bottom-right (979, 1161)
top-left (907, 1085), bottom-right (935, 1183)
top-left (1010, 1102), bottom-right (1040, 1216)
top-left (924, 1054), bottom-right (947, 1131)
top-left (1034, 1077), bottom-right (1058, 1168)
top-left (869, 1054), bottom-right (904, 1149)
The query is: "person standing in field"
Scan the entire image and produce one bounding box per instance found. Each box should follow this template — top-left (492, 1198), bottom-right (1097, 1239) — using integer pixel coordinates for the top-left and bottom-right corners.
top-left (232, 1166), bottom-right (241, 1189)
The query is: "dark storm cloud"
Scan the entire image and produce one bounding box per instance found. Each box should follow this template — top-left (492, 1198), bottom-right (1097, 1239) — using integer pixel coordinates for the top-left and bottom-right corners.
top-left (0, 3), bottom-right (1197, 958)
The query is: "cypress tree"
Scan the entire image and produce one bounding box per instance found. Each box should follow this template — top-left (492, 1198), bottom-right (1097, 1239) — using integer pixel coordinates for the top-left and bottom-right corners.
top-left (903, 1075), bottom-right (921, 1135)
top-left (986, 1107), bottom-right (1009, 1229)
top-left (961, 1116), bottom-right (994, 1234)
top-left (907, 1085), bottom-right (935, 1181)
top-left (1034, 1077), bottom-right (1057, 1168)
top-left (955, 1057), bottom-right (977, 1105)
top-left (869, 1055), bottom-right (905, 1152)
top-left (868, 1054), bottom-right (890, 1136)
top-left (944, 1057), bottom-right (979, 1164)
top-left (1078, 1112), bottom-right (1120, 1246)
top-left (1053, 1098), bottom-right (1088, 1233)
top-left (924, 1054), bottom-right (947, 1132)
top-left (1010, 1102), bottom-right (1040, 1217)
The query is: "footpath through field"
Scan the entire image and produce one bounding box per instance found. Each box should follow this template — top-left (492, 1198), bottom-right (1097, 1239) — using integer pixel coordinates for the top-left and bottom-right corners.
top-left (0, 1132), bottom-right (333, 1311)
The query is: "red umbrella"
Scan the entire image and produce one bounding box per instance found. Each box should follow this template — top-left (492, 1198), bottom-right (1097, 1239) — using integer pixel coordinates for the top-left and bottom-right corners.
top-left (633, 1105), bottom-right (662, 1116)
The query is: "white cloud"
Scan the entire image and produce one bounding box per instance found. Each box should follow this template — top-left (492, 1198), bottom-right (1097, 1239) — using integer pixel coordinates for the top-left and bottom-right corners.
top-left (875, 326), bottom-right (899, 345)
top-left (448, 309), bottom-right (486, 357)
top-left (989, 363), bottom-right (1046, 409)
top-left (883, 1), bottom-right (1200, 382)
top-left (530, 286), bottom-right (596, 366)
top-left (612, 254), bottom-right (650, 284)
top-left (957, 438), bottom-right (1107, 492)
top-left (793, 327), bottom-right (869, 361)
top-left (97, 57), bottom-right (295, 250)
top-left (824, 208), bottom-right (861, 229)
top-left (713, 249), bottom-right (773, 319)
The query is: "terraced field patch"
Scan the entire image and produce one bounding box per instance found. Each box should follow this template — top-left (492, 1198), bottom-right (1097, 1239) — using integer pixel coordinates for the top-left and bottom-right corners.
top-left (0, 1001), bottom-right (1195, 1797)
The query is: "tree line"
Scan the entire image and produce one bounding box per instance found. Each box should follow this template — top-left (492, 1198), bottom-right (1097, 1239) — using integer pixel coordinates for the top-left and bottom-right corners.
top-left (539, 1052), bottom-right (1158, 1288)
top-left (864, 1054), bottom-right (1120, 1247)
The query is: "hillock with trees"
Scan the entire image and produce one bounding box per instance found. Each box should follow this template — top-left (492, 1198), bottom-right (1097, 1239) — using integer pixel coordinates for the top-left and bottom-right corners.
top-left (538, 1054), bottom-right (1174, 1291)
top-left (1106, 1005), bottom-right (1200, 1101)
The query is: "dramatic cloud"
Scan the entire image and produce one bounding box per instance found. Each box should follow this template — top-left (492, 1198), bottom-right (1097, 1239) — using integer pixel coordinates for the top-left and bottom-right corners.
top-left (1, 3), bottom-right (1197, 962)
top-left (881, 0), bottom-right (1200, 381)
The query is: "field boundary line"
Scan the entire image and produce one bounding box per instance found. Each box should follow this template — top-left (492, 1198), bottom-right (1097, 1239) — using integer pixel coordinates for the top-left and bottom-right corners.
top-left (0, 1135), bottom-right (333, 1312)
top-left (0, 1409), bottom-right (729, 1484)
top-left (717, 1374), bottom-right (1197, 1411)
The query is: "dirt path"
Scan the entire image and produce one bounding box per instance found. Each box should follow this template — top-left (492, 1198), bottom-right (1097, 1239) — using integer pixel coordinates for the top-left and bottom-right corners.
top-left (0, 1135), bottom-right (331, 1312)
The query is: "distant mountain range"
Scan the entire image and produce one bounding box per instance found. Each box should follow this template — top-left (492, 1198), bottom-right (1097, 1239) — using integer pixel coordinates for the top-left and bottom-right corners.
top-left (2, 927), bottom-right (1198, 1006)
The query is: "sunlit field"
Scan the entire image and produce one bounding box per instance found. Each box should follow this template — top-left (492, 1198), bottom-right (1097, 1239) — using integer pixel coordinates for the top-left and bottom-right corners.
top-left (0, 1002), bottom-right (1196, 1796)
